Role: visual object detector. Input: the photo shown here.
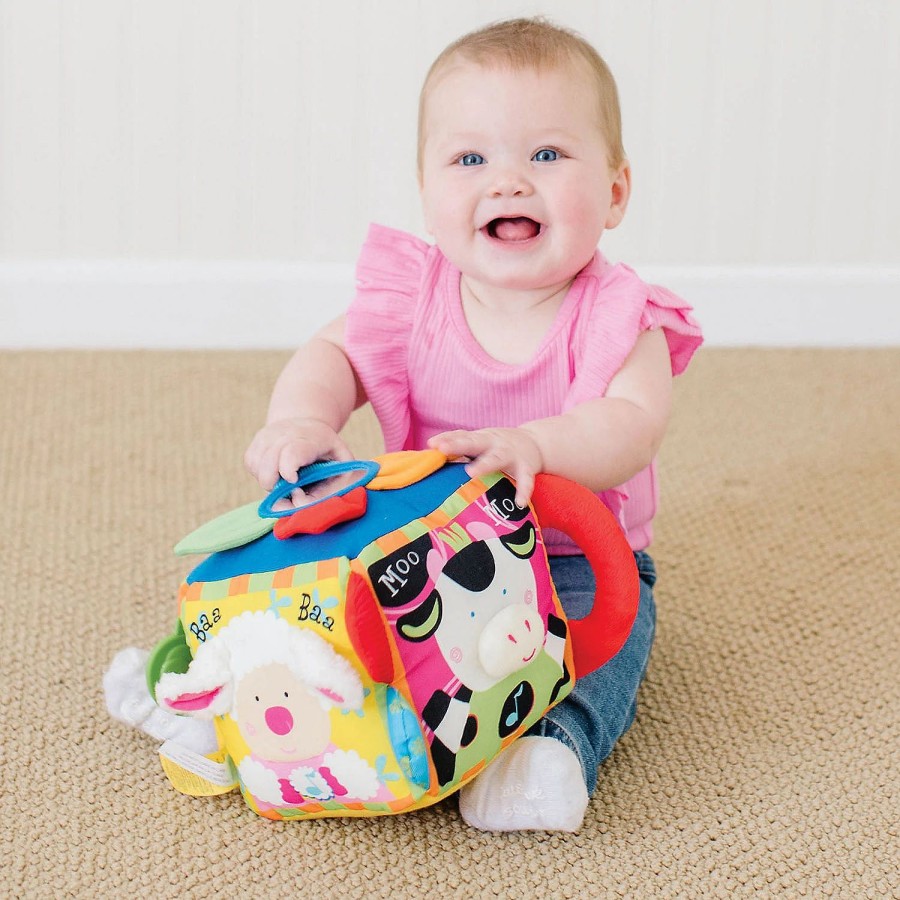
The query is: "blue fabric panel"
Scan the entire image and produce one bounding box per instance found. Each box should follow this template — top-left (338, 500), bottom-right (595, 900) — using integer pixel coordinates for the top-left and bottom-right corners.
top-left (186, 463), bottom-right (472, 584)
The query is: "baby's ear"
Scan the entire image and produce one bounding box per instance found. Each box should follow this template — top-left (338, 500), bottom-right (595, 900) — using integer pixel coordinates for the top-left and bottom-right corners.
top-left (605, 160), bottom-right (632, 230)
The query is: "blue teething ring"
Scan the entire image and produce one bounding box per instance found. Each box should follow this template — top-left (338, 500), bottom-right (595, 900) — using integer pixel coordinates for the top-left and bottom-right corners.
top-left (258, 460), bottom-right (381, 519)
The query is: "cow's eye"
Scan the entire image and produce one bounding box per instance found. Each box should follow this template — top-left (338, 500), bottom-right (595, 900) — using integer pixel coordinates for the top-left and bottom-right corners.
top-left (255, 695), bottom-right (260, 702)
top-left (284, 691), bottom-right (289, 698)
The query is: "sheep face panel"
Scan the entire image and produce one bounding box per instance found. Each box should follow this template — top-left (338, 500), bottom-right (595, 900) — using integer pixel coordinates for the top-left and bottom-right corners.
top-left (168, 563), bottom-right (427, 817)
top-left (233, 663), bottom-right (332, 763)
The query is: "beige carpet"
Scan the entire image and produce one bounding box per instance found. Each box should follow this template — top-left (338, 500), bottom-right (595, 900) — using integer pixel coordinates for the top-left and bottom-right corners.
top-left (1, 349), bottom-right (897, 899)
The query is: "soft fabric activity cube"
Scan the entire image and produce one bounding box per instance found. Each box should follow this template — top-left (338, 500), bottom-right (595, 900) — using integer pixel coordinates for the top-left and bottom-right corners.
top-left (148, 451), bottom-right (638, 820)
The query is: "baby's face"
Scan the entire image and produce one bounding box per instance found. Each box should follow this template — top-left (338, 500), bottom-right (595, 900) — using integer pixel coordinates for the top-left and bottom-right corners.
top-left (419, 60), bottom-right (629, 298)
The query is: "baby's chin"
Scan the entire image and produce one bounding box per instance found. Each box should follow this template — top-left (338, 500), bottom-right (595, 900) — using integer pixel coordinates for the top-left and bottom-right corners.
top-left (464, 264), bottom-right (578, 298)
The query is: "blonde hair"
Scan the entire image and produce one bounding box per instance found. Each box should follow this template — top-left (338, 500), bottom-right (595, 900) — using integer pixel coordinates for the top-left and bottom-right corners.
top-left (417, 17), bottom-right (625, 174)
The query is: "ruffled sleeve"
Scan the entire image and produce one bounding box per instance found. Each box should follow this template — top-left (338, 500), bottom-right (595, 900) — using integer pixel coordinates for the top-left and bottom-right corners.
top-left (565, 261), bottom-right (703, 410)
top-left (344, 224), bottom-right (429, 452)
top-left (640, 282), bottom-right (704, 376)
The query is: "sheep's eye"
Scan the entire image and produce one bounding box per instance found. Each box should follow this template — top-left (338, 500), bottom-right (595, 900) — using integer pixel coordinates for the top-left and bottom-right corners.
top-left (284, 691), bottom-right (289, 698)
top-left (255, 695), bottom-right (260, 702)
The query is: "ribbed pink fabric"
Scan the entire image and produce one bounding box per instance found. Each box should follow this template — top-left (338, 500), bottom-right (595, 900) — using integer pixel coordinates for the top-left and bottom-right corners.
top-left (345, 224), bottom-right (703, 553)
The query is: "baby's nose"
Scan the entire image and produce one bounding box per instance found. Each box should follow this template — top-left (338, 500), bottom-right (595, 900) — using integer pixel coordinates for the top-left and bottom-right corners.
top-left (489, 169), bottom-right (534, 198)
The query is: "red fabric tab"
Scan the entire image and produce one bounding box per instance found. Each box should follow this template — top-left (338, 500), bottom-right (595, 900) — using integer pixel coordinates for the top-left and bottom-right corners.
top-left (273, 487), bottom-right (368, 540)
top-left (345, 570), bottom-right (394, 685)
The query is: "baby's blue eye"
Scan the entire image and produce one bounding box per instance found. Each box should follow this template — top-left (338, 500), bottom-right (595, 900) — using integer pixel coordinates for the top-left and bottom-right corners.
top-left (459, 153), bottom-right (485, 167)
top-left (533, 148), bottom-right (560, 162)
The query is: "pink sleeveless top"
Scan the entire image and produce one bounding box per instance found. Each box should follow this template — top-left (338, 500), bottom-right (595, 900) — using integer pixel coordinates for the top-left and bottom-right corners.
top-left (345, 224), bottom-right (703, 553)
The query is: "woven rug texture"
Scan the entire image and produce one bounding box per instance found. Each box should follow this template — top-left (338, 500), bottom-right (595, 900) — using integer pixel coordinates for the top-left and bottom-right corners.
top-left (0, 349), bottom-right (897, 899)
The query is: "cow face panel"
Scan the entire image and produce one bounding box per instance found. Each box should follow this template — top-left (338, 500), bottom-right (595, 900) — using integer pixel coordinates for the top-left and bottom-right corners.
top-left (426, 522), bottom-right (544, 691)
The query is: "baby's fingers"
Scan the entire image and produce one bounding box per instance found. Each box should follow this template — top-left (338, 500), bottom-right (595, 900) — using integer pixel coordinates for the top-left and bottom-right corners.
top-left (244, 440), bottom-right (277, 491)
top-left (427, 430), bottom-right (476, 458)
top-left (258, 442), bottom-right (290, 492)
top-left (506, 464), bottom-right (535, 508)
top-left (277, 442), bottom-right (315, 485)
top-left (275, 436), bottom-right (349, 487)
top-left (463, 446), bottom-right (509, 478)
top-left (326, 436), bottom-right (355, 464)
top-left (465, 451), bottom-right (533, 506)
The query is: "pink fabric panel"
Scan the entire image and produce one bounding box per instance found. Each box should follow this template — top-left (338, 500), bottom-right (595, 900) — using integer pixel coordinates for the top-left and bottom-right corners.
top-left (345, 225), bottom-right (427, 453)
top-left (639, 281), bottom-right (705, 376)
top-left (344, 224), bottom-right (703, 552)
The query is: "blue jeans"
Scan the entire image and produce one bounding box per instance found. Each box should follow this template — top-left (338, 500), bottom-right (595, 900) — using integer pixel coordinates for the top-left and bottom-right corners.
top-left (529, 551), bottom-right (657, 793)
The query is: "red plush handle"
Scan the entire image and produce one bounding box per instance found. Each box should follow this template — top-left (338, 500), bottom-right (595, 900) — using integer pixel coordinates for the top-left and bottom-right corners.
top-left (530, 473), bottom-right (640, 679)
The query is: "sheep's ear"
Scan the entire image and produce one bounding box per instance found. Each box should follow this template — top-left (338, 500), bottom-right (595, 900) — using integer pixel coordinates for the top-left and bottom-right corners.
top-left (300, 631), bottom-right (366, 711)
top-left (156, 679), bottom-right (226, 719)
top-left (154, 641), bottom-right (233, 719)
top-left (315, 685), bottom-right (349, 707)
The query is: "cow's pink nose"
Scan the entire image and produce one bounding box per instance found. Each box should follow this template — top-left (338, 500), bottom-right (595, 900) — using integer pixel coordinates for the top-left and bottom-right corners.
top-left (265, 705), bottom-right (294, 735)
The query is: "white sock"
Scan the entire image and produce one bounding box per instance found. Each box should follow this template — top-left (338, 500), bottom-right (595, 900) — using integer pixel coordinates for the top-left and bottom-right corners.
top-left (458, 735), bottom-right (590, 833)
top-left (104, 647), bottom-right (218, 756)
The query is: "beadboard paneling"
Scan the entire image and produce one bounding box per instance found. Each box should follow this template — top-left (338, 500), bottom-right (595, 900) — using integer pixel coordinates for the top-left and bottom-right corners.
top-left (1, 0), bottom-right (898, 267)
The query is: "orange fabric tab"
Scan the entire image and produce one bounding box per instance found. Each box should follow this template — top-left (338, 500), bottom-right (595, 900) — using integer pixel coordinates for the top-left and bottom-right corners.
top-left (369, 449), bottom-right (447, 490)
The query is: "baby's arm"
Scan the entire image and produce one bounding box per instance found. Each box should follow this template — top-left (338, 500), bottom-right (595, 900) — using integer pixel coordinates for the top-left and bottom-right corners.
top-left (429, 329), bottom-right (672, 506)
top-left (244, 316), bottom-right (365, 491)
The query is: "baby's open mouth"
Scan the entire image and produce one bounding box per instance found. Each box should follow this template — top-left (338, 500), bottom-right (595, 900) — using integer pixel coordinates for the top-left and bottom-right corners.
top-left (486, 217), bottom-right (542, 242)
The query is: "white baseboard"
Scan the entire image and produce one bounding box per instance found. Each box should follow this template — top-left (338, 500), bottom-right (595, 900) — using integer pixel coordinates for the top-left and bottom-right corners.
top-left (1, 260), bottom-right (898, 348)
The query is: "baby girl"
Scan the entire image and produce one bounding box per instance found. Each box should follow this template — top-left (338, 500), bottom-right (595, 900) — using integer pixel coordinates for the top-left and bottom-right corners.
top-left (107, 16), bottom-right (702, 834)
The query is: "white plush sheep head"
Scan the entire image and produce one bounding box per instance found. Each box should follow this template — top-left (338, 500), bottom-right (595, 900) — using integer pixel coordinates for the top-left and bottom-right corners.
top-left (155, 610), bottom-right (364, 762)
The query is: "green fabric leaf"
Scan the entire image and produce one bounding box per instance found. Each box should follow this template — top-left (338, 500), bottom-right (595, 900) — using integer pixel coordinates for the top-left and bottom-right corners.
top-left (174, 501), bottom-right (274, 556)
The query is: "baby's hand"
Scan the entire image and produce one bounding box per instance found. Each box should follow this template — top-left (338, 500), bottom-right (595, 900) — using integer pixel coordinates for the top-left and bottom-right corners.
top-left (244, 417), bottom-right (353, 492)
top-left (428, 427), bottom-right (544, 507)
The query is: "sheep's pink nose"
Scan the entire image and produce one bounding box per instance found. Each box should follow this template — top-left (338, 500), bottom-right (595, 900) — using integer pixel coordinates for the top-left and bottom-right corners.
top-left (265, 705), bottom-right (294, 735)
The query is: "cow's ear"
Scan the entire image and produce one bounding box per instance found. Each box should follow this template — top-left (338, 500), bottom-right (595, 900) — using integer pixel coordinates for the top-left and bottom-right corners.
top-left (397, 589), bottom-right (442, 642)
top-left (466, 520), bottom-right (497, 543)
top-left (426, 547), bottom-right (446, 584)
top-left (499, 520), bottom-right (537, 559)
top-left (443, 541), bottom-right (495, 591)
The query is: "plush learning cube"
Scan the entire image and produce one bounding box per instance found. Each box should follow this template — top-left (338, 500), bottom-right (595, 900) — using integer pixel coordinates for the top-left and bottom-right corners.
top-left (148, 451), bottom-right (638, 820)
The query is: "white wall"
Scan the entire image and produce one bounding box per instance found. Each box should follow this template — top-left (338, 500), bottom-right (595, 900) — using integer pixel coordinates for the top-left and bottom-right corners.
top-left (1, 0), bottom-right (898, 346)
